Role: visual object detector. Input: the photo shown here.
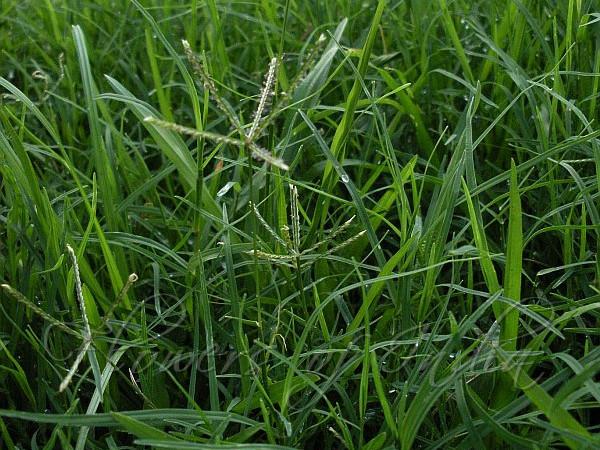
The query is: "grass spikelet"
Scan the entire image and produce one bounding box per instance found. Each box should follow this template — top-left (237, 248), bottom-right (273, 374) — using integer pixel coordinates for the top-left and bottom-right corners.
top-left (248, 56), bottom-right (278, 140)
top-left (252, 202), bottom-right (291, 250)
top-left (181, 39), bottom-right (242, 131)
top-left (59, 245), bottom-right (93, 393)
top-left (144, 117), bottom-right (288, 170)
top-left (66, 245), bottom-right (91, 339)
top-left (0, 284), bottom-right (80, 338)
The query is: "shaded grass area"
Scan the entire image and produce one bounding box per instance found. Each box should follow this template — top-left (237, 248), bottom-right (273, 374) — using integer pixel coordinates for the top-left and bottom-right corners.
top-left (1, 0), bottom-right (599, 448)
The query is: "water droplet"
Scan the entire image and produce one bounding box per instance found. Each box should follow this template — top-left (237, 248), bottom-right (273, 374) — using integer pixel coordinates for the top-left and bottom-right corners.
top-left (341, 174), bottom-right (349, 183)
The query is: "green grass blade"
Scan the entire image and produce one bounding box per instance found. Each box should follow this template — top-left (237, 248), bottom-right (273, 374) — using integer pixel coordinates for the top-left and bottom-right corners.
top-left (111, 412), bottom-right (180, 441)
top-left (0, 409), bottom-right (260, 428)
top-left (322, 0), bottom-right (386, 183)
top-left (501, 160), bottom-right (523, 351)
top-left (133, 440), bottom-right (297, 449)
top-left (494, 346), bottom-right (593, 450)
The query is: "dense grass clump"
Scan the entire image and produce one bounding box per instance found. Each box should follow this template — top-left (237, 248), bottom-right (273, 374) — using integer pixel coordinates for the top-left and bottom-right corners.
top-left (1, 0), bottom-right (599, 448)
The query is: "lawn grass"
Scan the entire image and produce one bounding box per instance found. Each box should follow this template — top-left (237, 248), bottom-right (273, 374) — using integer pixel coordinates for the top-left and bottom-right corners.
top-left (1, 0), bottom-right (599, 448)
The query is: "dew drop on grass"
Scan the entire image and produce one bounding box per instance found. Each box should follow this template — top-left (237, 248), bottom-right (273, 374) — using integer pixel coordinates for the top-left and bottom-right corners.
top-left (341, 174), bottom-right (350, 183)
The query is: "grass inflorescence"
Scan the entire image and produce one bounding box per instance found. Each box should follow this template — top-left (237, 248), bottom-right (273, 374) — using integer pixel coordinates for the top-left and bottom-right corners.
top-left (1, 0), bottom-right (599, 448)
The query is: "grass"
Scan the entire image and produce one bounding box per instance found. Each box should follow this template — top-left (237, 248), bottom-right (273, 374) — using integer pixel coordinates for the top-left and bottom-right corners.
top-left (0, 0), bottom-right (599, 448)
